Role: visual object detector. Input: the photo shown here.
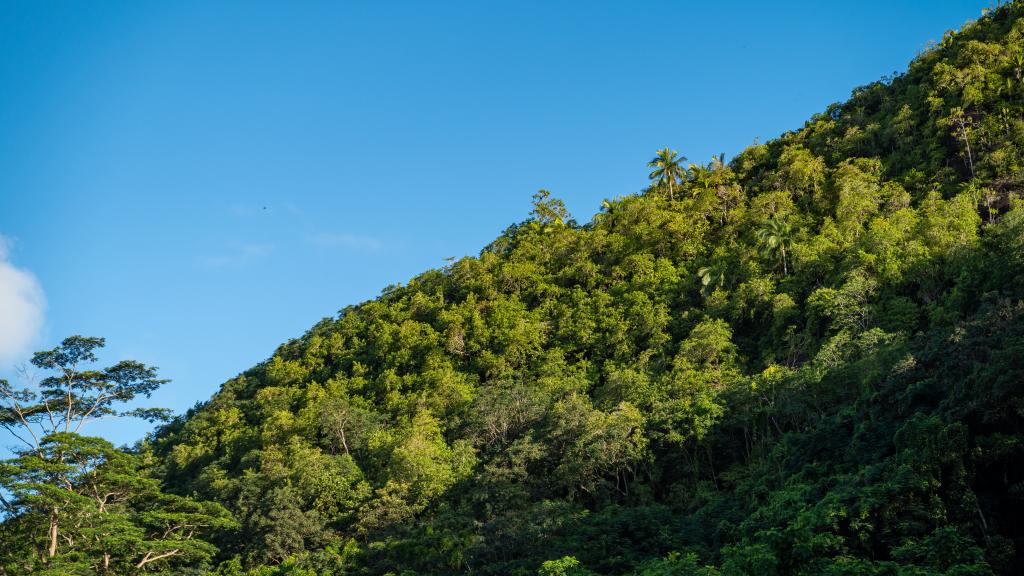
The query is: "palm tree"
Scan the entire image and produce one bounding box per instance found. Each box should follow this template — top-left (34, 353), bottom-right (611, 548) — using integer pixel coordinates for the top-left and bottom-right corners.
top-left (697, 264), bottom-right (726, 298)
top-left (648, 148), bottom-right (687, 200)
top-left (688, 162), bottom-right (715, 198)
top-left (756, 217), bottom-right (793, 276)
top-left (709, 152), bottom-right (727, 172)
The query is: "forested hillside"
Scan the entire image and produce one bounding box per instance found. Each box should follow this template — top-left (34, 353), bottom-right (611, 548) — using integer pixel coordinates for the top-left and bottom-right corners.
top-left (6, 3), bottom-right (1024, 575)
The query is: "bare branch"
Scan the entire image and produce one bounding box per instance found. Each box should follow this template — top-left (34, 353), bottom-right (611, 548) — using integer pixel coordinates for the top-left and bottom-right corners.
top-left (136, 549), bottom-right (181, 568)
top-left (0, 491), bottom-right (15, 514)
top-left (65, 363), bottom-right (77, 433)
top-left (0, 422), bottom-right (37, 454)
top-left (73, 392), bottom-right (109, 434)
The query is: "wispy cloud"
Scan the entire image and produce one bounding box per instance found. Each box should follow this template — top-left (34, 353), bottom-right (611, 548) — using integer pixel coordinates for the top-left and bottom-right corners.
top-left (201, 242), bottom-right (275, 268)
top-left (0, 236), bottom-right (46, 366)
top-left (228, 203), bottom-right (260, 217)
top-left (307, 232), bottom-right (382, 253)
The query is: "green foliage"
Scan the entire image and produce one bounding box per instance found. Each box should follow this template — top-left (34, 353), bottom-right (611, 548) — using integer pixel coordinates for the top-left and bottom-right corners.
top-left (10, 4), bottom-right (1024, 574)
top-left (755, 217), bottom-right (794, 275)
top-left (0, 337), bottom-right (233, 574)
top-left (648, 148), bottom-right (688, 201)
top-left (539, 556), bottom-right (595, 576)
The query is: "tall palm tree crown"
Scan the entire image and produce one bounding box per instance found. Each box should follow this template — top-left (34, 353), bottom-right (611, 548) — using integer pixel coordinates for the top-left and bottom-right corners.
top-left (688, 162), bottom-right (715, 198)
top-left (648, 147), bottom-right (687, 200)
top-left (756, 217), bottom-right (794, 276)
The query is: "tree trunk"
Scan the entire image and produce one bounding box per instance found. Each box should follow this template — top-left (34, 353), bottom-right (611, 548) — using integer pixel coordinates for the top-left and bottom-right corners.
top-left (706, 444), bottom-right (719, 489)
top-left (48, 513), bottom-right (58, 558)
top-left (957, 117), bottom-right (976, 178)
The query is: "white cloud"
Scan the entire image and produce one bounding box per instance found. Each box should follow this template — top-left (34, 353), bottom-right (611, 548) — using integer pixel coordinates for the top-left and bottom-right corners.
top-left (0, 236), bottom-right (46, 366)
top-left (307, 232), bottom-right (382, 252)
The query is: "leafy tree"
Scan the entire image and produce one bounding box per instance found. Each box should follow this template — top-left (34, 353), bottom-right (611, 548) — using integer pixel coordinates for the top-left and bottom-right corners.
top-left (539, 556), bottom-right (595, 576)
top-left (531, 189), bottom-right (572, 227)
top-left (0, 336), bottom-right (233, 574)
top-left (833, 158), bottom-right (883, 236)
top-left (777, 144), bottom-right (827, 210)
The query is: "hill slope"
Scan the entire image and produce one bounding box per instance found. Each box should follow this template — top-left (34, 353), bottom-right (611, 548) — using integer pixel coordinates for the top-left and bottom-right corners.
top-left (156, 4), bottom-right (1024, 575)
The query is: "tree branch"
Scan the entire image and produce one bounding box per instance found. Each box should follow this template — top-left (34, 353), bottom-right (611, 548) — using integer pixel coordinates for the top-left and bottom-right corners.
top-left (136, 548), bottom-right (181, 568)
top-left (9, 400), bottom-right (41, 453)
top-left (0, 491), bottom-right (16, 515)
top-left (0, 421), bottom-right (37, 454)
top-left (73, 392), bottom-right (109, 434)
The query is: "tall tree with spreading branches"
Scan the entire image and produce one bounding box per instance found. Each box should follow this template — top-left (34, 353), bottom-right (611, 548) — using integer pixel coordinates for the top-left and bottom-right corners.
top-left (0, 336), bottom-right (233, 574)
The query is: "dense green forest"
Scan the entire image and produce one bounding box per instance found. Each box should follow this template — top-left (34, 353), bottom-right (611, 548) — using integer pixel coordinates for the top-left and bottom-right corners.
top-left (5, 3), bottom-right (1024, 574)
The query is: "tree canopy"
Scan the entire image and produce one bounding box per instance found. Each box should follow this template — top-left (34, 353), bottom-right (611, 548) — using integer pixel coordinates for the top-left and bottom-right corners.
top-left (7, 3), bottom-right (1024, 575)
top-left (0, 337), bottom-right (233, 575)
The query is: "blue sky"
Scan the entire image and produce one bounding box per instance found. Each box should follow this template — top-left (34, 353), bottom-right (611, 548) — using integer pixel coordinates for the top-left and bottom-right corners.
top-left (0, 0), bottom-right (989, 446)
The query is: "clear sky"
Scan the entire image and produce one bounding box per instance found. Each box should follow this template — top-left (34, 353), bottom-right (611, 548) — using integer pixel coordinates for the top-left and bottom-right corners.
top-left (0, 0), bottom-right (989, 446)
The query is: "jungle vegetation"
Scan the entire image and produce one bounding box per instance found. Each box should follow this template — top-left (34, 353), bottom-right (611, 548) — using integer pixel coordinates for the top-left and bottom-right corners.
top-left (4, 3), bottom-right (1024, 574)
